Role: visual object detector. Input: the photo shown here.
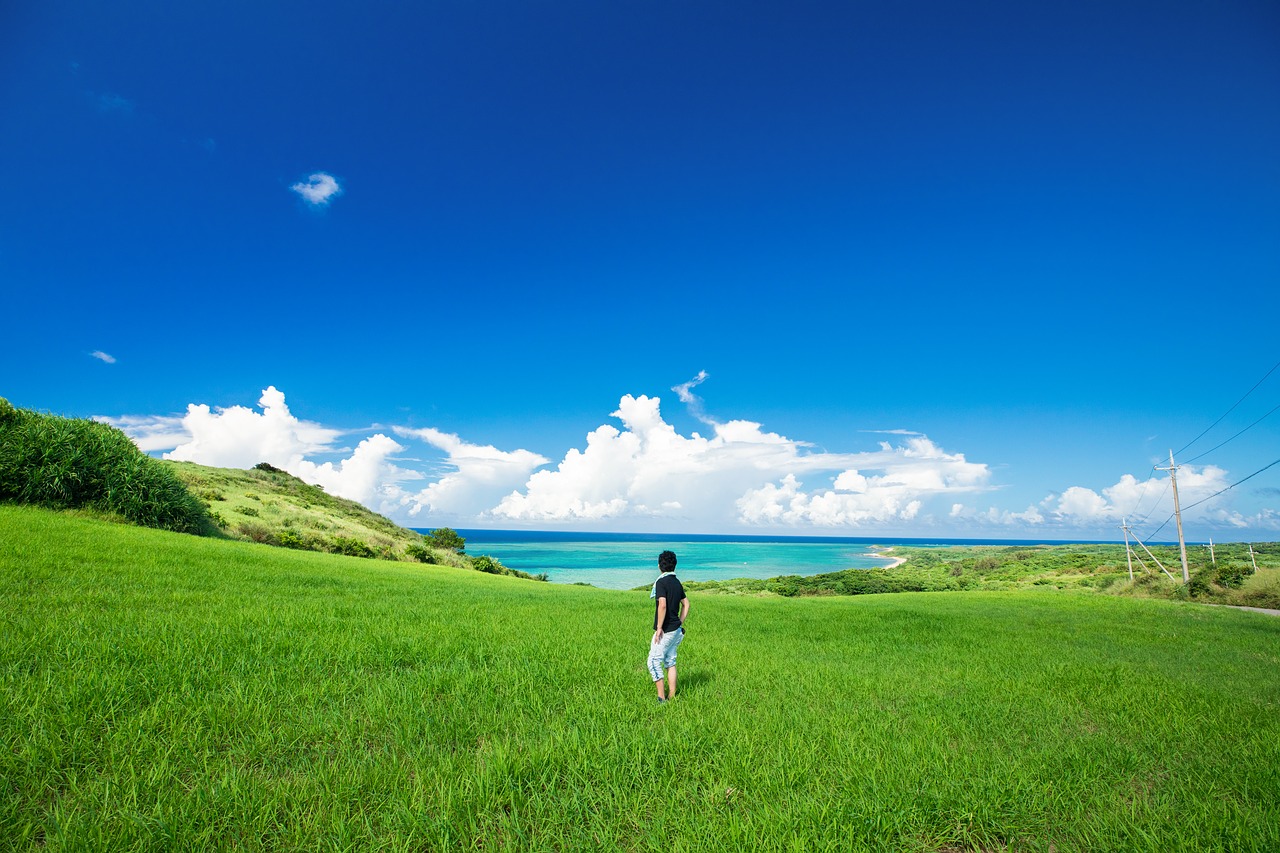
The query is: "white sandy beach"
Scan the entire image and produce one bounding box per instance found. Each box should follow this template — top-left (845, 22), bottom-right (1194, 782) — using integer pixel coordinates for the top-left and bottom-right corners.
top-left (869, 546), bottom-right (908, 570)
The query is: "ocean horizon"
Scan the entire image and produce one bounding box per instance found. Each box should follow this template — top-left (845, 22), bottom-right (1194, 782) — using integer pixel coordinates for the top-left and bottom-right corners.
top-left (415, 529), bottom-right (1131, 590)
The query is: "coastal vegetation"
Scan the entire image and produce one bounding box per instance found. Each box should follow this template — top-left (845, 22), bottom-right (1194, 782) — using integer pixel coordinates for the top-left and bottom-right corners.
top-left (164, 459), bottom-right (445, 560)
top-left (0, 397), bottom-right (541, 581)
top-left (688, 542), bottom-right (1280, 610)
top-left (0, 396), bottom-right (210, 534)
top-left (167, 462), bottom-right (544, 580)
top-left (3, 503), bottom-right (1278, 850)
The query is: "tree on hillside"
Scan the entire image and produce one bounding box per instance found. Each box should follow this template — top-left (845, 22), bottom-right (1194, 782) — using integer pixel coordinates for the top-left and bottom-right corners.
top-left (427, 527), bottom-right (466, 553)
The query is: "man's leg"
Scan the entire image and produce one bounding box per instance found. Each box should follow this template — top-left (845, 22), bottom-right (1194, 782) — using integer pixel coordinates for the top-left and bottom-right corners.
top-left (648, 640), bottom-right (667, 700)
top-left (666, 666), bottom-right (677, 700)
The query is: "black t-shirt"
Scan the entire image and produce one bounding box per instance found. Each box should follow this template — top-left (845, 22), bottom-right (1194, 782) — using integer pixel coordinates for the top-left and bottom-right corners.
top-left (653, 573), bottom-right (686, 632)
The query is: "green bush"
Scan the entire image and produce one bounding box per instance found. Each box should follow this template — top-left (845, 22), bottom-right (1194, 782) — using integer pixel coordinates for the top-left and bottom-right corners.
top-left (426, 527), bottom-right (466, 553)
top-left (767, 578), bottom-right (800, 597)
top-left (329, 536), bottom-right (376, 559)
top-left (237, 522), bottom-right (278, 545)
top-left (470, 555), bottom-right (505, 575)
top-left (277, 530), bottom-right (307, 550)
top-left (405, 542), bottom-right (437, 564)
top-left (1214, 562), bottom-right (1252, 589)
top-left (1186, 572), bottom-right (1214, 598)
top-left (0, 398), bottom-right (209, 534)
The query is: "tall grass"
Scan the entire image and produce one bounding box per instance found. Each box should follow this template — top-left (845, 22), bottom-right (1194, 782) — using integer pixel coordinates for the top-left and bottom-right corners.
top-left (2, 504), bottom-right (1278, 851)
top-left (0, 397), bottom-right (208, 534)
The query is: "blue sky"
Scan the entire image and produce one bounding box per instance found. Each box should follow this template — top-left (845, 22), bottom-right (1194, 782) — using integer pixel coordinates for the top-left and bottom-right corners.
top-left (2, 1), bottom-right (1278, 540)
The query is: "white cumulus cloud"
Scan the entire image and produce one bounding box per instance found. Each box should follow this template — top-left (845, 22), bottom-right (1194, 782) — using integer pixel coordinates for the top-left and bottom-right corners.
top-left (735, 435), bottom-right (989, 527)
top-left (290, 172), bottom-right (342, 206)
top-left (492, 393), bottom-right (991, 529)
top-left (133, 386), bottom-right (410, 508)
top-left (393, 426), bottom-right (549, 520)
top-left (954, 465), bottom-right (1245, 536)
top-left (1046, 466), bottom-right (1231, 526)
top-left (289, 434), bottom-right (410, 508)
top-left (163, 386), bottom-right (341, 468)
top-left (90, 351), bottom-right (116, 364)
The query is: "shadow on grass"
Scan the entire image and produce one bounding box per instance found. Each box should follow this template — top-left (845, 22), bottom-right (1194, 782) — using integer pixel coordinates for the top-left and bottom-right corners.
top-left (678, 671), bottom-right (714, 693)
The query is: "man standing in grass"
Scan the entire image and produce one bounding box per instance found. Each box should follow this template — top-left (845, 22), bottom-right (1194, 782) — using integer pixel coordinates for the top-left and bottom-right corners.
top-left (648, 550), bottom-right (689, 704)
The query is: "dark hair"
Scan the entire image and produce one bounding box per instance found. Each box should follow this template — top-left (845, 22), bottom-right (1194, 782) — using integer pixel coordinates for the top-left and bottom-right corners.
top-left (658, 550), bottom-right (677, 573)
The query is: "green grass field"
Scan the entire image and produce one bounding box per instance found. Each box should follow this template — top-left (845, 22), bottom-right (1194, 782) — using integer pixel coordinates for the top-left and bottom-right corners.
top-left (3, 504), bottom-right (1279, 851)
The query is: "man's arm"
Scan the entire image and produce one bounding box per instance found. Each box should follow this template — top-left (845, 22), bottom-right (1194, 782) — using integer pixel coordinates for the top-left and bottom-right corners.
top-left (653, 597), bottom-right (667, 643)
top-left (679, 596), bottom-right (689, 626)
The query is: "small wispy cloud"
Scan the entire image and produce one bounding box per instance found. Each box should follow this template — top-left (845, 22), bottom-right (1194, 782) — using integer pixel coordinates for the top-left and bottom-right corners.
top-left (96, 414), bottom-right (188, 452)
top-left (290, 172), bottom-right (342, 206)
top-left (90, 351), bottom-right (116, 364)
top-left (672, 370), bottom-right (708, 404)
top-left (672, 370), bottom-right (715, 425)
top-left (94, 93), bottom-right (134, 114)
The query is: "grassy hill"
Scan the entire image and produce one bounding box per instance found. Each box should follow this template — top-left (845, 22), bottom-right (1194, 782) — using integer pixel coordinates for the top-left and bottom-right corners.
top-left (162, 460), bottom-right (544, 580)
top-left (3, 504), bottom-right (1278, 851)
top-left (691, 542), bottom-right (1280, 609)
top-left (162, 459), bottom-right (443, 561)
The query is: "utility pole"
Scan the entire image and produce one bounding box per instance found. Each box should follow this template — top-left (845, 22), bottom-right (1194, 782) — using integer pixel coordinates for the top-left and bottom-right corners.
top-left (1249, 544), bottom-right (1258, 573)
top-left (1209, 538), bottom-right (1216, 566)
top-left (1156, 449), bottom-right (1190, 583)
top-left (1122, 519), bottom-right (1134, 582)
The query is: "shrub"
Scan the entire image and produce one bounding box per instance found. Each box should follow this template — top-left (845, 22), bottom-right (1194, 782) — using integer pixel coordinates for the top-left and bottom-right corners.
top-left (0, 398), bottom-right (209, 534)
top-left (426, 527), bottom-right (466, 553)
top-left (253, 462), bottom-right (285, 474)
top-left (237, 506), bottom-right (260, 517)
top-left (405, 542), bottom-right (437, 564)
top-left (1214, 562), bottom-right (1251, 589)
top-left (329, 536), bottom-right (376, 558)
top-left (277, 530), bottom-right (307, 550)
top-left (237, 522), bottom-right (278, 545)
top-left (767, 577), bottom-right (801, 597)
top-left (1186, 572), bottom-right (1214, 598)
top-left (470, 555), bottom-right (505, 575)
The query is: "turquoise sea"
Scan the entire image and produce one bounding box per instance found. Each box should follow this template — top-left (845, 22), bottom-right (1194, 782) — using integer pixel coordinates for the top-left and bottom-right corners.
top-left (429, 530), bottom-right (1064, 590)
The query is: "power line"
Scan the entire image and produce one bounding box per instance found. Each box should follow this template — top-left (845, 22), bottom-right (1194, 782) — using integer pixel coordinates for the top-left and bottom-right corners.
top-left (1182, 399), bottom-right (1280, 465)
top-left (1129, 478), bottom-right (1170, 527)
top-left (1142, 455), bottom-right (1280, 543)
top-left (1142, 512), bottom-right (1174, 544)
top-left (1179, 456), bottom-right (1280, 514)
top-left (1173, 357), bottom-right (1280, 458)
top-left (1120, 467), bottom-right (1158, 521)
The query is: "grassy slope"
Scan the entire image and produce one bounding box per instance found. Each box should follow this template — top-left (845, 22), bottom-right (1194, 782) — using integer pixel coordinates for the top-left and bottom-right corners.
top-left (3, 504), bottom-right (1279, 851)
top-left (162, 460), bottom-right (464, 566)
top-left (691, 542), bottom-right (1280, 609)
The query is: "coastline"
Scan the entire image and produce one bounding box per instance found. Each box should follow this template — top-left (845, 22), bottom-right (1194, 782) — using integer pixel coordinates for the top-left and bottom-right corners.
top-left (869, 546), bottom-right (908, 570)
